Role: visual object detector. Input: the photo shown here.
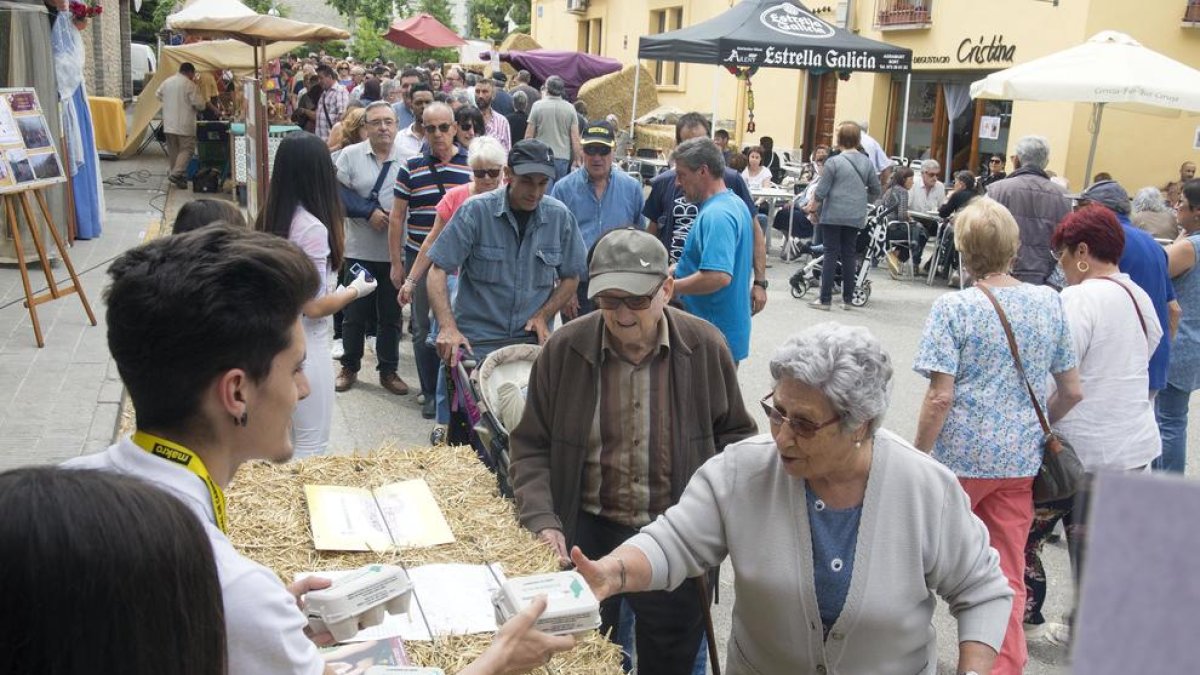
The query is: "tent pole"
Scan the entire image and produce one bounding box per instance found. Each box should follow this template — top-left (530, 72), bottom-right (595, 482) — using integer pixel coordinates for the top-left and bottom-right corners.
top-left (900, 72), bottom-right (911, 163)
top-left (1083, 102), bottom-right (1105, 188)
top-left (630, 61), bottom-right (640, 151)
top-left (711, 66), bottom-right (719, 138)
top-left (944, 120), bottom-right (953, 184)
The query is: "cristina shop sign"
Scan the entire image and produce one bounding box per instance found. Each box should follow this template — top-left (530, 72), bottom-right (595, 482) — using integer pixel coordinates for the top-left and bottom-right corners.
top-left (913, 35), bottom-right (1017, 67)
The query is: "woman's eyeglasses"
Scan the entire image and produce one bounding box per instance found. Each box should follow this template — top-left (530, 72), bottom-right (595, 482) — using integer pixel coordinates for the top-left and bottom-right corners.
top-left (473, 168), bottom-right (502, 179)
top-left (459, 123), bottom-right (474, 132)
top-left (423, 123), bottom-right (453, 134)
top-left (760, 392), bottom-right (840, 437)
top-left (594, 283), bottom-right (663, 311)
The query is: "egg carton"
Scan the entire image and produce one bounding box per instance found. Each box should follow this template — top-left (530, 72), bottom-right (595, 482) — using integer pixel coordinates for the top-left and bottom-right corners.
top-left (492, 571), bottom-right (601, 636)
top-left (305, 564), bottom-right (413, 643)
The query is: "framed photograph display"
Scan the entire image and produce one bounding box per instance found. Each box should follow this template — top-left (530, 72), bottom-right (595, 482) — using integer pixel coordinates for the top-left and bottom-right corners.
top-left (0, 88), bottom-right (65, 194)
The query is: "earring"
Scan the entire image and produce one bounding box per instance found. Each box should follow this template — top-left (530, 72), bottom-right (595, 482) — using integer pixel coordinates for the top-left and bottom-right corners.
top-left (240, 411), bottom-right (248, 427)
top-left (854, 439), bottom-right (862, 448)
top-left (233, 411), bottom-right (248, 426)
top-left (1076, 260), bottom-right (1090, 273)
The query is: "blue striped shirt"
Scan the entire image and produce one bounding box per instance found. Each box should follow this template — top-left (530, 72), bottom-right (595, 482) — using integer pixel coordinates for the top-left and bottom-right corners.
top-left (394, 147), bottom-right (472, 251)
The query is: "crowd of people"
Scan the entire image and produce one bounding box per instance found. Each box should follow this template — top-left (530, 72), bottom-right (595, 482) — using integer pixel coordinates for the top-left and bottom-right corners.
top-left (11, 43), bottom-right (1200, 674)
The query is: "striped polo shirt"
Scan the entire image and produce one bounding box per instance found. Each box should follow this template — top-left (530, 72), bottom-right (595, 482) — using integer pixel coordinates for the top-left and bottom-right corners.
top-left (394, 146), bottom-right (471, 252)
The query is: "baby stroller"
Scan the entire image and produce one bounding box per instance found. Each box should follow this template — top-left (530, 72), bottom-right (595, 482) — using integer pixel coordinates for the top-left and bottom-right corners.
top-left (788, 205), bottom-right (889, 307)
top-left (447, 343), bottom-right (542, 498)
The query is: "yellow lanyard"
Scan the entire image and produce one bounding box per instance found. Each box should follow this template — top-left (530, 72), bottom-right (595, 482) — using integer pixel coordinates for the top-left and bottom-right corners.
top-left (132, 431), bottom-right (228, 533)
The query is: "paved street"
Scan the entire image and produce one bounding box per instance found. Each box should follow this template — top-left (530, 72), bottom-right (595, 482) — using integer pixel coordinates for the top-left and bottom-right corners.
top-left (4, 162), bottom-right (1199, 673)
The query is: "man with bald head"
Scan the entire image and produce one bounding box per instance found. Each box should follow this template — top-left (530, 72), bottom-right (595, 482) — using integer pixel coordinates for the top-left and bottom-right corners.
top-left (388, 101), bottom-right (472, 415)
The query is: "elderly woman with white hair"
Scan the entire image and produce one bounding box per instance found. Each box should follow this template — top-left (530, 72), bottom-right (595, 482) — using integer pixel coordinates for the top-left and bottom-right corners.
top-left (1131, 186), bottom-right (1180, 240)
top-left (572, 322), bottom-right (1013, 675)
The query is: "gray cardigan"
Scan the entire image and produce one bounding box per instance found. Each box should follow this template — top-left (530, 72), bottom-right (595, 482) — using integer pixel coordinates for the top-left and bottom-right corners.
top-left (628, 430), bottom-right (1012, 675)
top-left (814, 150), bottom-right (882, 228)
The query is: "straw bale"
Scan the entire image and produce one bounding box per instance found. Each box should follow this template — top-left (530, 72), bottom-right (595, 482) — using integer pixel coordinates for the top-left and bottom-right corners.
top-left (498, 33), bottom-right (542, 81)
top-left (576, 64), bottom-right (658, 130)
top-left (634, 124), bottom-right (678, 154)
top-left (226, 444), bottom-right (623, 674)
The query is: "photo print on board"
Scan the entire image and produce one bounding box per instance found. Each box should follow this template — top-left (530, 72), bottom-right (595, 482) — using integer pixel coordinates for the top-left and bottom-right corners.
top-left (29, 151), bottom-right (62, 180)
top-left (17, 116), bottom-right (52, 150)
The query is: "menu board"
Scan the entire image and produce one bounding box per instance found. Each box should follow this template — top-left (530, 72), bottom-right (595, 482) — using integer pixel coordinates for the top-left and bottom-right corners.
top-left (0, 89), bottom-right (65, 195)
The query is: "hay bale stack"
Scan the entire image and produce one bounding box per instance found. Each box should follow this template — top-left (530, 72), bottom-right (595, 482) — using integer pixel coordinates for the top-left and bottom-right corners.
top-left (577, 63), bottom-right (659, 130)
top-left (226, 445), bottom-right (623, 674)
top-left (498, 33), bottom-right (542, 81)
top-left (634, 124), bottom-right (678, 154)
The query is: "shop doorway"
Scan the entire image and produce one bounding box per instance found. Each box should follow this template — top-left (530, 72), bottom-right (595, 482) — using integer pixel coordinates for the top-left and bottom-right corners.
top-left (803, 72), bottom-right (839, 158)
top-left (888, 74), bottom-right (1012, 181)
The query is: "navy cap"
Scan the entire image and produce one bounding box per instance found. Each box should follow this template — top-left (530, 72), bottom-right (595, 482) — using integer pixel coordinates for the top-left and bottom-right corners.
top-left (509, 139), bottom-right (556, 178)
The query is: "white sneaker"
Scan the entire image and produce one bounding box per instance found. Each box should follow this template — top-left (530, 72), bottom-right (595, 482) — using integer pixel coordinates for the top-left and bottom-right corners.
top-left (366, 336), bottom-right (376, 354)
top-left (1024, 621), bottom-right (1070, 645)
top-left (331, 339), bottom-right (344, 360)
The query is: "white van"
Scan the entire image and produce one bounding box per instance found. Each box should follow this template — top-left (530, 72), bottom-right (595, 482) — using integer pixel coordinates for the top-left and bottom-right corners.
top-left (130, 43), bottom-right (157, 95)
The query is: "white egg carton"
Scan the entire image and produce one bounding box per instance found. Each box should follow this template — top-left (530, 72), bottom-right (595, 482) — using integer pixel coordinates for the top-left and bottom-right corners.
top-left (305, 564), bottom-right (413, 642)
top-left (491, 571), bottom-right (601, 636)
top-left (360, 662), bottom-right (446, 667)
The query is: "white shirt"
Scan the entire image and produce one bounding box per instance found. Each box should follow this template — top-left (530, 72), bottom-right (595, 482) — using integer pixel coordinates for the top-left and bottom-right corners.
top-left (395, 124), bottom-right (425, 161)
top-left (860, 131), bottom-right (892, 173)
top-left (1054, 274), bottom-right (1163, 471)
top-left (909, 180), bottom-right (946, 213)
top-left (156, 73), bottom-right (205, 136)
top-left (64, 439), bottom-right (323, 675)
top-left (741, 167), bottom-right (773, 190)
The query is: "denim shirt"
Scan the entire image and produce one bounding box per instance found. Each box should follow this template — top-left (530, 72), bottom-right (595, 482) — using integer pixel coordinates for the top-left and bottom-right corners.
top-left (428, 189), bottom-right (587, 345)
top-left (550, 165), bottom-right (645, 249)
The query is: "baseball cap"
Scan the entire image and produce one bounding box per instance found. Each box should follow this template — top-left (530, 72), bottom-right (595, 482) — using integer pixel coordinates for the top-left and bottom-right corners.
top-left (588, 229), bottom-right (669, 299)
top-left (582, 120), bottom-right (616, 148)
top-left (491, 70), bottom-right (507, 83)
top-left (1080, 179), bottom-right (1131, 215)
top-left (509, 140), bottom-right (556, 178)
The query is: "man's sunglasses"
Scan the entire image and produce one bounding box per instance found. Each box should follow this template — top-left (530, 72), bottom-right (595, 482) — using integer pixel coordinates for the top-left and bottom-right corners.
top-left (584, 145), bottom-right (612, 157)
top-left (473, 168), bottom-right (502, 179)
top-left (423, 123), bottom-right (454, 134)
top-left (594, 283), bottom-right (663, 311)
top-left (759, 392), bottom-right (840, 438)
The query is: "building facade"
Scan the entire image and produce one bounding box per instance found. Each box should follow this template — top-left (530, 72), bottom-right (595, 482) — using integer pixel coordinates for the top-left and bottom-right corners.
top-left (532, 0), bottom-right (1200, 189)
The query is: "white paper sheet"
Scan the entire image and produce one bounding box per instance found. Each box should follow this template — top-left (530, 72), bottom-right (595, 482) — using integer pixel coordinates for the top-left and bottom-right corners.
top-left (300, 563), bottom-right (507, 642)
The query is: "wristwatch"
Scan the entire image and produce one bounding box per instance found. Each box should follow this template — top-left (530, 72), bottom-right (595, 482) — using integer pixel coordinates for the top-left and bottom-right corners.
top-left (753, 279), bottom-right (769, 289)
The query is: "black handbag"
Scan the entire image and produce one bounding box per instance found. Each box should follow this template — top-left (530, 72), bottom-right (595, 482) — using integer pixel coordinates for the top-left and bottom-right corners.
top-left (977, 283), bottom-right (1084, 504)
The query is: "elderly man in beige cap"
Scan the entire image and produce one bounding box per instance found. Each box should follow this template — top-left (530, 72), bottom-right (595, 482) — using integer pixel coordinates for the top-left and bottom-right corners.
top-left (510, 228), bottom-right (756, 675)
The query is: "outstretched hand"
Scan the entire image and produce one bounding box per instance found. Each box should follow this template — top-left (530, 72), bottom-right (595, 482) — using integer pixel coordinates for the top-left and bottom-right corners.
top-left (569, 546), bottom-right (621, 602)
top-left (485, 596), bottom-right (578, 675)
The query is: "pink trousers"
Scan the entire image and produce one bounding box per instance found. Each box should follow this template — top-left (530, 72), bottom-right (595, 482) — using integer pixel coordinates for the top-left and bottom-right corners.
top-left (958, 476), bottom-right (1034, 675)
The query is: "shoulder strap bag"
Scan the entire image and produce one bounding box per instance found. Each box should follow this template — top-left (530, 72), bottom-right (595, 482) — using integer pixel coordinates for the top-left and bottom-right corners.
top-left (1100, 276), bottom-right (1148, 338)
top-left (369, 159), bottom-right (395, 207)
top-left (976, 283), bottom-right (1084, 505)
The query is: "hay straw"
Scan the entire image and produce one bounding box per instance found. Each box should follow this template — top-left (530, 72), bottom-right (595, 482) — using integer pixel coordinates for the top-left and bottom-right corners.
top-left (227, 444), bottom-right (624, 674)
top-left (577, 64), bottom-right (659, 131)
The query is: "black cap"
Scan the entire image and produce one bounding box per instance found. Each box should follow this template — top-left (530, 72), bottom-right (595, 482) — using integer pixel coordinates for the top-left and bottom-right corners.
top-left (509, 139), bottom-right (556, 178)
top-left (492, 70), bottom-right (507, 83)
top-left (582, 120), bottom-right (616, 148)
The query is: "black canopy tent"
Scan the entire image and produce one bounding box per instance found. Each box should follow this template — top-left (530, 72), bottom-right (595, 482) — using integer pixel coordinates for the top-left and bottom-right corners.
top-left (631, 0), bottom-right (912, 149)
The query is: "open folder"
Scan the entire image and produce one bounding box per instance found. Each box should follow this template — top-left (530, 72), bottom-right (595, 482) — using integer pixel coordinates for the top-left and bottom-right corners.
top-left (305, 479), bottom-right (456, 551)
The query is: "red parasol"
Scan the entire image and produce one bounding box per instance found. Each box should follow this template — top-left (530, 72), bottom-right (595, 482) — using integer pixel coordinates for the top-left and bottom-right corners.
top-left (383, 14), bottom-right (466, 50)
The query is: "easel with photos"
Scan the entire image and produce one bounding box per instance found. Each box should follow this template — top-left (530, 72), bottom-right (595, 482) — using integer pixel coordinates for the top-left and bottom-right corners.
top-left (0, 88), bottom-right (95, 347)
top-left (2, 186), bottom-right (96, 347)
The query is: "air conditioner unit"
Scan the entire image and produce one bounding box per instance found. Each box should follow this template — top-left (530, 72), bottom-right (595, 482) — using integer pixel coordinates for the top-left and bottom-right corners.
top-left (566, 0), bottom-right (587, 14)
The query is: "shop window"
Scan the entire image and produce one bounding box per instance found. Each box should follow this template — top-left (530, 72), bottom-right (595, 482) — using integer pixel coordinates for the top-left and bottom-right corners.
top-left (650, 7), bottom-right (684, 87)
top-left (577, 18), bottom-right (603, 54)
top-left (1184, 0), bottom-right (1200, 24)
top-left (875, 0), bottom-right (933, 29)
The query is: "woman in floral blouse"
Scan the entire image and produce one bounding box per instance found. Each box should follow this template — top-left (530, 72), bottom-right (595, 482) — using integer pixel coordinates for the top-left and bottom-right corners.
top-left (912, 197), bottom-right (1083, 675)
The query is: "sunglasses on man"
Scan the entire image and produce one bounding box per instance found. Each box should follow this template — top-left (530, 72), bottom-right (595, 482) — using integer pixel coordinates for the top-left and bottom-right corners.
top-left (583, 145), bottom-right (612, 157)
top-left (594, 283), bottom-right (663, 311)
top-left (423, 123), bottom-right (454, 134)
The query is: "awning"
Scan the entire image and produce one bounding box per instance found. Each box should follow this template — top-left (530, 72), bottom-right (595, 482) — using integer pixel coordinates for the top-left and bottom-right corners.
top-left (384, 13), bottom-right (466, 50)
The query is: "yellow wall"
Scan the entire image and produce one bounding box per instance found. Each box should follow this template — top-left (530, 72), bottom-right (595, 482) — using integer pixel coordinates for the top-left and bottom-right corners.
top-left (530, 0), bottom-right (810, 151)
top-left (837, 0), bottom-right (1200, 190)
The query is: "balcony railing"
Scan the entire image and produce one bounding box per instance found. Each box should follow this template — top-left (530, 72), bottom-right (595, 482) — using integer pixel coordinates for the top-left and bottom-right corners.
top-left (1184, 0), bottom-right (1200, 24)
top-left (875, 1), bottom-right (933, 29)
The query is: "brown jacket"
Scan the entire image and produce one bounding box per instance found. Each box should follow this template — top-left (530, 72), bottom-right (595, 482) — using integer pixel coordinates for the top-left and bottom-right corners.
top-left (510, 307), bottom-right (757, 542)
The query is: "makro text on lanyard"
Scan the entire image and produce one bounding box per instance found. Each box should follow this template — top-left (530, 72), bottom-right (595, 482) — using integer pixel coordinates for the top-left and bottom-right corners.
top-left (131, 431), bottom-right (228, 533)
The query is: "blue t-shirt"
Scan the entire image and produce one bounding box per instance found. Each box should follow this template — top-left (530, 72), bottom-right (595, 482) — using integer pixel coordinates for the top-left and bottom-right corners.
top-left (1117, 216), bottom-right (1175, 391)
top-left (643, 167), bottom-right (756, 263)
top-left (675, 189), bottom-right (753, 361)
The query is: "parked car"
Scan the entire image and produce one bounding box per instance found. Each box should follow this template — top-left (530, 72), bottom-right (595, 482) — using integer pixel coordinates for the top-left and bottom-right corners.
top-left (131, 42), bottom-right (156, 95)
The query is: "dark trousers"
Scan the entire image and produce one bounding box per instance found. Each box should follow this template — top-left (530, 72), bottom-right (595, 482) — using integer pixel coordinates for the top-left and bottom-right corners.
top-left (573, 511), bottom-right (706, 675)
top-left (818, 223), bottom-right (859, 304)
top-left (406, 249), bottom-right (441, 398)
top-left (340, 258), bottom-right (401, 375)
top-left (1024, 474), bottom-right (1098, 627)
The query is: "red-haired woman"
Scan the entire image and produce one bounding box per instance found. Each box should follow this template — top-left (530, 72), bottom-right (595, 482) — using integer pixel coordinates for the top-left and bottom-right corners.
top-left (1023, 204), bottom-right (1164, 645)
